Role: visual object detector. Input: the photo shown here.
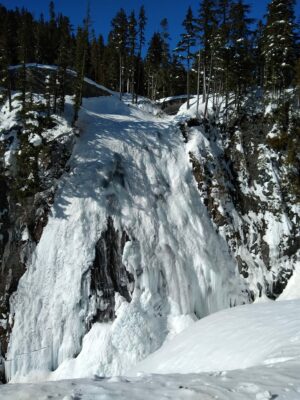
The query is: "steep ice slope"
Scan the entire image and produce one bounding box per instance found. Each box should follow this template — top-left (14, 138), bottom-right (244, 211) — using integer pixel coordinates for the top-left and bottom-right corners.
top-left (6, 96), bottom-right (247, 381)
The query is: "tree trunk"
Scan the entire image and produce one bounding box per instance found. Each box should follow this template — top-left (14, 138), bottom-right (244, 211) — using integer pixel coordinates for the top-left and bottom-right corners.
top-left (119, 53), bottom-right (122, 101)
top-left (196, 51), bottom-right (201, 118)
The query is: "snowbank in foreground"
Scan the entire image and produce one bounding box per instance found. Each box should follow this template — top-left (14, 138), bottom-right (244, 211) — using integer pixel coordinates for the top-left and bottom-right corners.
top-left (128, 299), bottom-right (300, 375)
top-left (1, 299), bottom-right (300, 399)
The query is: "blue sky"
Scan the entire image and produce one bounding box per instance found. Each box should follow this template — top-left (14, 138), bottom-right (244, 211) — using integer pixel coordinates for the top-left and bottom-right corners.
top-left (1, 0), bottom-right (299, 51)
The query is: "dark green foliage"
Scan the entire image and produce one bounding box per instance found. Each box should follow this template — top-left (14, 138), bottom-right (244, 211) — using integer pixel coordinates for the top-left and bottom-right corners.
top-left (228, 0), bottom-right (254, 110)
top-left (0, 0), bottom-right (299, 121)
top-left (262, 0), bottom-right (297, 93)
top-left (175, 7), bottom-right (197, 109)
top-left (13, 104), bottom-right (56, 200)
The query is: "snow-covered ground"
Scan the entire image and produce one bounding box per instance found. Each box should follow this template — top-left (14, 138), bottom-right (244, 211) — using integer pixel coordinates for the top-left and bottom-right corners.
top-left (129, 299), bottom-right (300, 375)
top-left (1, 298), bottom-right (300, 399)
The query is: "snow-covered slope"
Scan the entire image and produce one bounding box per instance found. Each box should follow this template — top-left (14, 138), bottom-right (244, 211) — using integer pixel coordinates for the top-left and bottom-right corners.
top-left (1, 299), bottom-right (300, 399)
top-left (129, 299), bottom-right (300, 375)
top-left (174, 93), bottom-right (300, 300)
top-left (5, 95), bottom-right (247, 381)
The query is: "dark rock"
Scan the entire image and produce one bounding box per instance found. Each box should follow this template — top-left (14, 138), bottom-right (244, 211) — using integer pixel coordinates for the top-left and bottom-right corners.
top-left (89, 217), bottom-right (134, 324)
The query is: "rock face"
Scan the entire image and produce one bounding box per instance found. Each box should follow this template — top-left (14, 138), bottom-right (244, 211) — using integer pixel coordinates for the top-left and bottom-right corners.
top-left (89, 217), bottom-right (134, 324)
top-left (0, 100), bottom-right (75, 382)
top-left (182, 95), bottom-right (300, 300)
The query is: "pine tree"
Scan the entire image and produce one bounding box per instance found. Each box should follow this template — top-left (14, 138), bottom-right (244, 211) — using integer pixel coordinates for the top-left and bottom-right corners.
top-left (35, 13), bottom-right (47, 63)
top-left (160, 18), bottom-right (171, 97)
top-left (145, 32), bottom-right (164, 100)
top-left (128, 11), bottom-right (137, 103)
top-left (110, 9), bottom-right (128, 100)
top-left (45, 74), bottom-right (52, 117)
top-left (262, 0), bottom-right (297, 94)
top-left (197, 0), bottom-right (218, 108)
top-left (46, 1), bottom-right (58, 64)
top-left (17, 11), bottom-right (33, 112)
top-left (89, 30), bottom-right (100, 82)
top-left (214, 0), bottom-right (232, 109)
top-left (0, 17), bottom-right (12, 110)
top-left (73, 27), bottom-right (88, 124)
top-left (253, 20), bottom-right (265, 89)
top-left (175, 6), bottom-right (197, 109)
top-left (136, 5), bottom-right (147, 101)
top-left (294, 58), bottom-right (300, 106)
top-left (56, 15), bottom-right (71, 114)
top-left (73, 7), bottom-right (90, 125)
top-left (228, 0), bottom-right (254, 112)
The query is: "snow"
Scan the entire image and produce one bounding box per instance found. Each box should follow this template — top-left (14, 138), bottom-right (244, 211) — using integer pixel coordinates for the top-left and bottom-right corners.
top-left (28, 133), bottom-right (42, 147)
top-left (279, 261), bottom-right (300, 301)
top-left (9, 64), bottom-right (115, 96)
top-left (128, 299), bottom-right (300, 375)
top-left (5, 94), bottom-right (247, 382)
top-left (1, 299), bottom-right (300, 399)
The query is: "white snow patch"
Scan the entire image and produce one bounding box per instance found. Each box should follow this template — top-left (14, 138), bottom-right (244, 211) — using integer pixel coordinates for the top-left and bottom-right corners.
top-left (128, 300), bottom-right (300, 375)
top-left (28, 133), bottom-right (42, 147)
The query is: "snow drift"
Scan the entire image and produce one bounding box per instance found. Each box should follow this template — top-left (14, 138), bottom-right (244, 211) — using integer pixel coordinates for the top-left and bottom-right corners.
top-left (1, 298), bottom-right (300, 399)
top-left (128, 299), bottom-right (300, 375)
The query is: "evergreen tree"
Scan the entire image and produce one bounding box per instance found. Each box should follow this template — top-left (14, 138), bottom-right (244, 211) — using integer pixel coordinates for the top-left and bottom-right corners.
top-left (214, 0), bottom-right (232, 106)
top-left (128, 11), bottom-right (137, 102)
top-left (73, 8), bottom-right (90, 125)
top-left (0, 16), bottom-right (12, 110)
top-left (145, 32), bottom-right (164, 100)
top-left (253, 20), bottom-right (265, 89)
top-left (56, 15), bottom-right (72, 114)
top-left (262, 0), bottom-right (297, 94)
top-left (197, 0), bottom-right (218, 107)
top-left (136, 5), bottom-right (147, 101)
top-left (110, 8), bottom-right (128, 99)
top-left (17, 10), bottom-right (35, 111)
top-left (34, 13), bottom-right (47, 63)
top-left (228, 0), bottom-right (254, 111)
top-left (175, 6), bottom-right (197, 109)
top-left (73, 26), bottom-right (88, 124)
top-left (160, 18), bottom-right (171, 97)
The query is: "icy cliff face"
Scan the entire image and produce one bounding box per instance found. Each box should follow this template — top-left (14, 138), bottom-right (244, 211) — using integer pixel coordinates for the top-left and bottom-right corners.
top-left (5, 95), bottom-right (248, 381)
top-left (1, 88), bottom-right (299, 383)
top-left (177, 94), bottom-right (300, 301)
top-left (0, 95), bottom-right (75, 382)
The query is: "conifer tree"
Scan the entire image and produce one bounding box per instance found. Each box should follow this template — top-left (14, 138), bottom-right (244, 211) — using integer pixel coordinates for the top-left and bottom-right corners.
top-left (262, 0), bottom-right (297, 94)
top-left (0, 18), bottom-right (12, 110)
top-left (73, 27), bottom-right (87, 124)
top-left (128, 11), bottom-right (137, 102)
top-left (197, 0), bottom-right (217, 107)
top-left (136, 5), bottom-right (147, 101)
top-left (228, 0), bottom-right (254, 111)
top-left (145, 32), bottom-right (164, 100)
top-left (73, 8), bottom-right (90, 125)
top-left (160, 18), bottom-right (171, 97)
top-left (56, 15), bottom-right (71, 114)
top-left (214, 0), bottom-right (232, 108)
top-left (175, 6), bottom-right (197, 109)
top-left (110, 9), bottom-right (128, 100)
